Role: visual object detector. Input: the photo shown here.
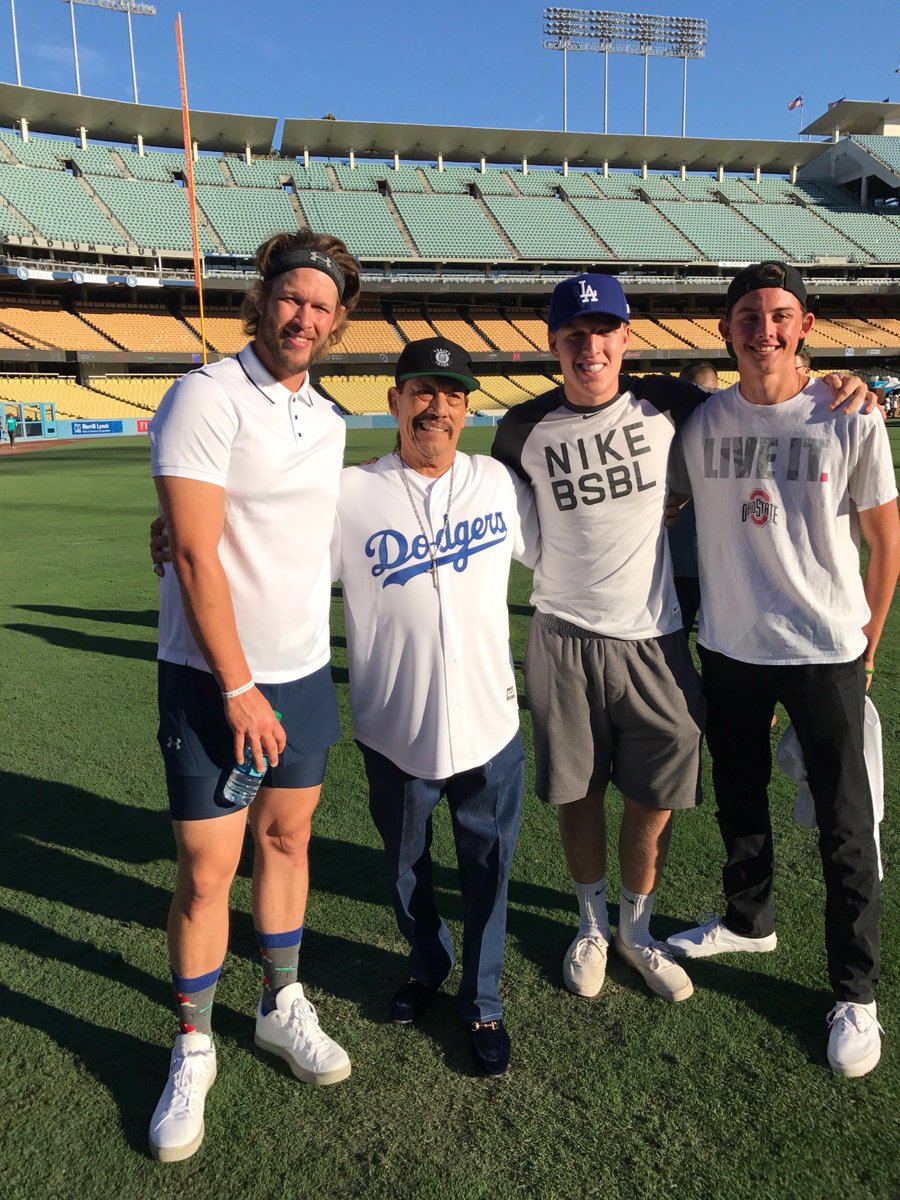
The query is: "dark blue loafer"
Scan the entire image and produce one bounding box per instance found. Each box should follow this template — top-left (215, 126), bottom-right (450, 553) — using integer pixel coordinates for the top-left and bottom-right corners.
top-left (469, 1019), bottom-right (510, 1077)
top-left (390, 978), bottom-right (441, 1024)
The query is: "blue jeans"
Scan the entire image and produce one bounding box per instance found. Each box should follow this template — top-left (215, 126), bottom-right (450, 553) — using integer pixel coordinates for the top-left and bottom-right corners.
top-left (360, 733), bottom-right (525, 1023)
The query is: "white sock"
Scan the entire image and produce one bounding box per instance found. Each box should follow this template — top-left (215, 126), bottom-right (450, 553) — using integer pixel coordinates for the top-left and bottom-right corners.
top-left (618, 885), bottom-right (655, 947)
top-left (574, 877), bottom-right (610, 941)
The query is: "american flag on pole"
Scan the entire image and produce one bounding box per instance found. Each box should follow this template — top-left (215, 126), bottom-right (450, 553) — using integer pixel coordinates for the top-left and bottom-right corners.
top-left (787, 95), bottom-right (804, 111)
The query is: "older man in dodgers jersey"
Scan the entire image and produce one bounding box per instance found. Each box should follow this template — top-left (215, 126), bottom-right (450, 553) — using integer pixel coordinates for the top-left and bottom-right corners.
top-left (334, 338), bottom-right (537, 1078)
top-left (491, 273), bottom-right (872, 1008)
top-left (666, 262), bottom-right (900, 1079)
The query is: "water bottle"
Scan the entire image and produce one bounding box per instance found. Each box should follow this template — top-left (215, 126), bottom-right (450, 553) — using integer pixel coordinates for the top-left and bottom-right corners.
top-left (222, 710), bottom-right (282, 808)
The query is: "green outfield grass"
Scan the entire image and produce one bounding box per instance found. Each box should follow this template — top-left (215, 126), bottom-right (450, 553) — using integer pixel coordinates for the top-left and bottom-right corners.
top-left (0, 428), bottom-right (898, 1200)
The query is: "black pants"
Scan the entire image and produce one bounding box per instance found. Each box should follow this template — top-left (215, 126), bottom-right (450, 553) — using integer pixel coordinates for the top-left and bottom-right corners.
top-left (699, 647), bottom-right (879, 1003)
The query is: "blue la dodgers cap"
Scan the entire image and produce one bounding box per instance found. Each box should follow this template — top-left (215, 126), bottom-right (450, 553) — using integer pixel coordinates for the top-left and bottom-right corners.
top-left (548, 273), bottom-right (631, 332)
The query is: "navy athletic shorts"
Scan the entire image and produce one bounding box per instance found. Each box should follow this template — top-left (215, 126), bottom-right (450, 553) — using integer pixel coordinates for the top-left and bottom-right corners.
top-left (157, 660), bottom-right (340, 820)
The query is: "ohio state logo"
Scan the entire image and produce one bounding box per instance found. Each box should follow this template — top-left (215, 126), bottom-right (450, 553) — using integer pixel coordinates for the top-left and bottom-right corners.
top-left (741, 488), bottom-right (778, 526)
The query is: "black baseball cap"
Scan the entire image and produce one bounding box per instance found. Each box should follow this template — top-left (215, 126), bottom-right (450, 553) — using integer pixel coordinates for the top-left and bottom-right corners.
top-left (395, 337), bottom-right (480, 393)
top-left (725, 261), bottom-right (807, 313)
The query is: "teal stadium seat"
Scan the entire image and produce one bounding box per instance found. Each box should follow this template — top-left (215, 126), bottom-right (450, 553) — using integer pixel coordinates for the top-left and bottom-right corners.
top-left (0, 161), bottom-right (123, 244)
top-left (87, 175), bottom-right (217, 252)
top-left (572, 197), bottom-right (696, 260)
top-left (484, 197), bottom-right (608, 260)
top-left (851, 136), bottom-right (900, 174)
top-left (297, 191), bottom-right (411, 258)
top-left (333, 162), bottom-right (426, 192)
top-left (734, 203), bottom-right (871, 262)
top-left (392, 194), bottom-right (511, 259)
top-left (587, 173), bottom-right (645, 199)
top-left (0, 132), bottom-right (69, 169)
top-left (196, 186), bottom-right (300, 254)
top-left (226, 157), bottom-right (332, 189)
top-left (654, 201), bottom-right (784, 261)
top-left (668, 175), bottom-right (757, 203)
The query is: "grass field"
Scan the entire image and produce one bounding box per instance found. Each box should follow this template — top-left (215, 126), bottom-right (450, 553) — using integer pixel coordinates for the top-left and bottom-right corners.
top-left (1, 427), bottom-right (899, 1200)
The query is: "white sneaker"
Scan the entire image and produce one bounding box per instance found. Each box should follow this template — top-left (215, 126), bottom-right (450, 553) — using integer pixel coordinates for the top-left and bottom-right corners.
top-left (613, 935), bottom-right (694, 1002)
top-left (254, 982), bottom-right (351, 1085)
top-left (148, 1032), bottom-right (217, 1162)
top-left (563, 932), bottom-right (609, 997)
top-left (667, 916), bottom-right (778, 959)
top-left (827, 1002), bottom-right (883, 1078)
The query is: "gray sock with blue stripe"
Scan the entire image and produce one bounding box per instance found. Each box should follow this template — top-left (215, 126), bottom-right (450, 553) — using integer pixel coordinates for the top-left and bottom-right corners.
top-left (257, 926), bottom-right (303, 1014)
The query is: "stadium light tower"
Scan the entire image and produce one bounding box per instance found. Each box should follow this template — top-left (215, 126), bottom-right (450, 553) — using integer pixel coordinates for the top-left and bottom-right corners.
top-left (58, 0), bottom-right (156, 102)
top-left (543, 8), bottom-right (707, 136)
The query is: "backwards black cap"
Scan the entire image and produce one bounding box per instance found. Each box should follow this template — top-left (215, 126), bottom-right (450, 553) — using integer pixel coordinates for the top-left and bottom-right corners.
top-left (395, 337), bottom-right (480, 393)
top-left (725, 261), bottom-right (807, 313)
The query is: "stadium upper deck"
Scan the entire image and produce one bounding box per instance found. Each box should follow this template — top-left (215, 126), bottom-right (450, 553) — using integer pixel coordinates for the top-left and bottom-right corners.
top-left (1, 84), bottom-right (900, 303)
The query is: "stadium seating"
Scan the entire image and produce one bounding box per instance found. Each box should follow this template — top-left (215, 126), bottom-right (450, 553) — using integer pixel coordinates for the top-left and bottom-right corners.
top-left (484, 197), bottom-right (608, 260)
top-left (88, 375), bottom-right (176, 411)
top-left (227, 157), bottom-right (332, 190)
top-left (183, 312), bottom-right (246, 354)
top-left (298, 191), bottom-right (411, 258)
top-left (0, 161), bottom-right (124, 244)
top-left (508, 316), bottom-right (548, 349)
top-left (628, 319), bottom-right (692, 350)
top-left (317, 374), bottom-right (391, 413)
top-left (76, 306), bottom-right (202, 353)
top-left (851, 135), bottom-right (900, 174)
top-left (196, 185), bottom-right (299, 254)
top-left (334, 314), bottom-right (404, 354)
top-left (0, 374), bottom-right (130, 417)
top-left (587, 173), bottom-right (645, 199)
top-left (332, 161), bottom-right (426, 193)
top-left (87, 175), bottom-right (218, 252)
top-left (734, 203), bottom-right (870, 262)
top-left (813, 209), bottom-right (900, 259)
top-left (394, 314), bottom-right (437, 342)
top-left (634, 174), bottom-right (683, 201)
top-left (572, 198), bottom-right (697, 260)
top-left (668, 175), bottom-right (756, 202)
top-left (426, 315), bottom-right (493, 351)
top-left (0, 132), bottom-right (70, 169)
top-left (654, 200), bottom-right (784, 261)
top-left (392, 194), bottom-right (511, 259)
top-left (0, 303), bottom-right (116, 350)
top-left (470, 315), bottom-right (539, 352)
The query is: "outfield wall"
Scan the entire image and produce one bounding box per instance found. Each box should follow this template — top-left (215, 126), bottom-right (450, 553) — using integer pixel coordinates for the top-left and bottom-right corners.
top-left (43, 412), bottom-right (503, 441)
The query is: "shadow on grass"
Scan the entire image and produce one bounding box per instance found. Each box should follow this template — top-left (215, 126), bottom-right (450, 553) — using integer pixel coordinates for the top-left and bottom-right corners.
top-left (0, 987), bottom-right (171, 1156)
top-left (4, 622), bottom-right (156, 661)
top-left (15, 604), bottom-right (158, 629)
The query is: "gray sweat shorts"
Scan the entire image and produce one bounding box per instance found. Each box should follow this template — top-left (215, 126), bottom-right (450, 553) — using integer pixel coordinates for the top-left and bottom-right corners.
top-left (524, 612), bottom-right (706, 808)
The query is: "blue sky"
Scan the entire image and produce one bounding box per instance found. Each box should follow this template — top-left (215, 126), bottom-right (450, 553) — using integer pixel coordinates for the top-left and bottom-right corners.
top-left (1, 0), bottom-right (898, 147)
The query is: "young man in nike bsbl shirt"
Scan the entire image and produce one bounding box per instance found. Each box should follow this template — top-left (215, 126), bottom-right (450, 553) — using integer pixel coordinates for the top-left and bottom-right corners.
top-left (666, 262), bottom-right (900, 1079)
top-left (492, 275), bottom-right (705, 1005)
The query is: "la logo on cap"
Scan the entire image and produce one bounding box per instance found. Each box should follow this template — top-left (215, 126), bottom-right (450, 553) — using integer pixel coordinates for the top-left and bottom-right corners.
top-left (432, 347), bottom-right (451, 368)
top-left (579, 279), bottom-right (599, 304)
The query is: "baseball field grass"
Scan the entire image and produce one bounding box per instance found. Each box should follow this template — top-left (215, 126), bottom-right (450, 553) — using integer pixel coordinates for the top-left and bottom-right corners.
top-left (0, 426), bottom-right (898, 1200)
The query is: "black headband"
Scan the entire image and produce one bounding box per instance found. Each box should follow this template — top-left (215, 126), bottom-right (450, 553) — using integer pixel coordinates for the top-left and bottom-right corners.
top-left (263, 248), bottom-right (346, 299)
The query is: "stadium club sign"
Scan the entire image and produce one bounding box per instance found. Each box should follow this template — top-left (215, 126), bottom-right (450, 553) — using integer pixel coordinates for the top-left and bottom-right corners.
top-left (2, 234), bottom-right (190, 259)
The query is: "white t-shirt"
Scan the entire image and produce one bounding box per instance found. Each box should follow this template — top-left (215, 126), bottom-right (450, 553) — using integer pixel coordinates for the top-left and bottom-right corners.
top-left (672, 379), bottom-right (898, 664)
top-left (491, 383), bottom-right (699, 639)
top-left (150, 345), bottom-right (345, 683)
top-left (334, 452), bottom-right (538, 779)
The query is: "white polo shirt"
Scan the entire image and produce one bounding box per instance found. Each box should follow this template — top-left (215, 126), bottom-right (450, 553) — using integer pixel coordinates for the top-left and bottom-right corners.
top-left (334, 452), bottom-right (538, 779)
top-left (150, 344), bottom-right (345, 683)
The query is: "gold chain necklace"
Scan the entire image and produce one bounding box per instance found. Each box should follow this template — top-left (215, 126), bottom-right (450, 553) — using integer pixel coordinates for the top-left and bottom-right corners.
top-left (394, 452), bottom-right (455, 589)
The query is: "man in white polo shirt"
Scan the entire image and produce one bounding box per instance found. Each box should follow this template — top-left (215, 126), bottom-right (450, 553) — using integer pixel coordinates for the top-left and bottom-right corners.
top-left (666, 261), bottom-right (900, 1078)
top-left (335, 338), bottom-right (537, 1077)
top-left (147, 229), bottom-right (360, 1162)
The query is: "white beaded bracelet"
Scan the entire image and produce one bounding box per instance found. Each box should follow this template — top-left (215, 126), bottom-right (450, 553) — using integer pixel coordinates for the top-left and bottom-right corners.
top-left (222, 681), bottom-right (255, 699)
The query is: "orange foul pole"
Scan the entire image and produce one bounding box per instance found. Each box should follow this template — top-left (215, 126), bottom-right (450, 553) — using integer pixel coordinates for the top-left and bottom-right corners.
top-left (175, 13), bottom-right (208, 364)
